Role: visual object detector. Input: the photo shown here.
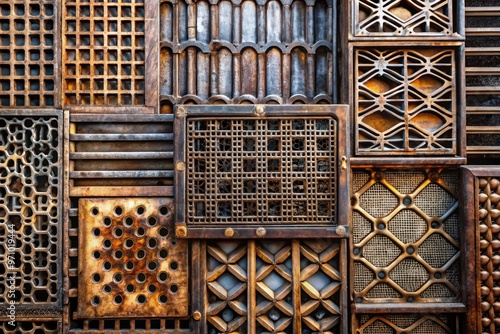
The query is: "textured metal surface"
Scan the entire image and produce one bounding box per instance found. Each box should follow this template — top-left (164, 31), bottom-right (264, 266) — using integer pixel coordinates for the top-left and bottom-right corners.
top-left (355, 314), bottom-right (457, 333)
top-left (0, 0), bottom-right (59, 108)
top-left (0, 111), bottom-right (62, 313)
top-left (478, 176), bottom-right (500, 334)
top-left (465, 4), bottom-right (500, 159)
top-left (353, 0), bottom-right (453, 37)
top-left (63, 0), bottom-right (146, 106)
top-left (159, 0), bottom-right (336, 113)
top-left (355, 48), bottom-right (456, 155)
top-left (0, 321), bottom-right (60, 334)
top-left (205, 239), bottom-right (342, 333)
top-left (186, 117), bottom-right (336, 225)
top-left (78, 198), bottom-right (188, 318)
top-left (351, 169), bottom-right (461, 303)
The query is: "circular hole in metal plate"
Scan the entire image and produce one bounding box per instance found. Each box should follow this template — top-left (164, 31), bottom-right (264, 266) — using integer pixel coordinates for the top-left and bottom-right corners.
top-left (157, 271), bottom-right (168, 283)
top-left (147, 261), bottom-right (157, 271)
top-left (92, 250), bottom-right (101, 260)
top-left (113, 227), bottom-right (123, 238)
top-left (103, 261), bottom-right (112, 271)
top-left (171, 239), bottom-right (178, 246)
top-left (91, 207), bottom-right (99, 216)
top-left (159, 206), bottom-right (169, 216)
top-left (125, 261), bottom-right (134, 271)
top-left (124, 216), bottom-right (134, 227)
top-left (103, 285), bottom-right (112, 294)
top-left (114, 249), bottom-right (123, 260)
top-left (114, 206), bottom-right (123, 216)
top-left (135, 227), bottom-right (145, 237)
top-left (147, 216), bottom-right (157, 227)
top-left (148, 284), bottom-right (157, 293)
top-left (126, 284), bottom-right (135, 293)
top-left (169, 284), bottom-right (179, 294)
top-left (92, 228), bottom-right (101, 237)
top-left (169, 261), bottom-right (178, 271)
top-left (136, 249), bottom-right (146, 260)
top-left (102, 239), bottom-right (112, 249)
top-left (158, 249), bottom-right (168, 259)
top-left (114, 294), bottom-right (123, 305)
top-left (147, 238), bottom-right (157, 249)
top-left (91, 296), bottom-right (101, 306)
top-left (158, 227), bottom-right (169, 237)
top-left (136, 272), bottom-right (147, 284)
top-left (92, 273), bottom-right (101, 283)
top-left (158, 294), bottom-right (168, 304)
top-left (103, 217), bottom-right (112, 227)
top-left (114, 273), bottom-right (123, 283)
top-left (136, 206), bottom-right (145, 215)
top-left (136, 294), bottom-right (146, 305)
top-left (124, 238), bottom-right (134, 249)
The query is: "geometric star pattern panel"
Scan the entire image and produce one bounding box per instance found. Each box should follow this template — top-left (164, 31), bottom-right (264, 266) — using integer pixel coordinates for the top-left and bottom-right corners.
top-left (205, 239), bottom-right (343, 333)
top-left (353, 0), bottom-right (453, 37)
top-left (352, 169), bottom-right (461, 303)
top-left (356, 48), bottom-right (456, 155)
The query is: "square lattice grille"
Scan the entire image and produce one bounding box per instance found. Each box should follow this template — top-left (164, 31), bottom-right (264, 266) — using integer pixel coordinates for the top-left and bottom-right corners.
top-left (0, 0), bottom-right (59, 107)
top-left (78, 198), bottom-right (188, 318)
top-left (0, 111), bottom-right (62, 315)
top-left (355, 48), bottom-right (457, 155)
top-left (176, 105), bottom-right (348, 238)
top-left (351, 169), bottom-right (461, 303)
top-left (63, 0), bottom-right (145, 106)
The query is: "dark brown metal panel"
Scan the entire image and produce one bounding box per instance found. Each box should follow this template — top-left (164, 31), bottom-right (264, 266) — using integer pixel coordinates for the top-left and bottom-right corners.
top-left (174, 104), bottom-right (349, 239)
top-left (0, 321), bottom-right (61, 334)
top-left (0, 110), bottom-right (63, 317)
top-left (0, 0), bottom-right (60, 108)
top-left (351, 168), bottom-right (463, 304)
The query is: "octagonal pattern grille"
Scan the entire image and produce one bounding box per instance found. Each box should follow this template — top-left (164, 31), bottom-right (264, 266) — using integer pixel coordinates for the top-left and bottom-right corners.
top-left (351, 169), bottom-right (461, 303)
top-left (186, 117), bottom-right (336, 225)
top-left (0, 111), bottom-right (62, 314)
top-left (78, 198), bottom-right (188, 318)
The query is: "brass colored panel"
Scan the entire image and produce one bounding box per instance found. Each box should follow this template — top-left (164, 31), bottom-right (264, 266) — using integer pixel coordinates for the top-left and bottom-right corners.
top-left (78, 198), bottom-right (188, 318)
top-left (355, 48), bottom-right (457, 155)
top-left (351, 169), bottom-right (461, 303)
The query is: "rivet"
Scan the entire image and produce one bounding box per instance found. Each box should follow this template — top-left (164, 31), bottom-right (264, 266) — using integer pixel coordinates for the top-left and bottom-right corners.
top-left (256, 227), bottom-right (266, 237)
top-left (254, 104), bottom-right (265, 116)
top-left (336, 225), bottom-right (346, 237)
top-left (176, 106), bottom-right (186, 118)
top-left (193, 310), bottom-right (201, 321)
top-left (224, 228), bottom-right (234, 237)
top-left (176, 225), bottom-right (187, 237)
top-left (175, 161), bottom-right (185, 172)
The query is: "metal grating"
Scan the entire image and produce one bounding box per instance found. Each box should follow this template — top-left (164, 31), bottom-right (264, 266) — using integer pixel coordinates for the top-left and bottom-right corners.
top-left (176, 104), bottom-right (348, 238)
top-left (0, 111), bottom-right (62, 315)
top-left (78, 198), bottom-right (188, 318)
top-left (355, 314), bottom-right (458, 333)
top-left (0, 0), bottom-right (59, 108)
top-left (351, 169), bottom-right (461, 303)
top-left (353, 0), bottom-right (453, 37)
top-left (63, 0), bottom-right (146, 106)
top-left (478, 176), bottom-right (500, 334)
top-left (355, 48), bottom-right (456, 155)
top-left (159, 0), bottom-right (336, 113)
top-left (0, 321), bottom-right (59, 334)
top-left (205, 239), bottom-right (343, 333)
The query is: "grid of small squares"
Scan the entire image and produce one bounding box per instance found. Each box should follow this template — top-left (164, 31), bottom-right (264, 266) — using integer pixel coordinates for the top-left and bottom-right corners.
top-left (63, 0), bottom-right (145, 106)
top-left (0, 0), bottom-right (57, 107)
top-left (186, 117), bottom-right (336, 224)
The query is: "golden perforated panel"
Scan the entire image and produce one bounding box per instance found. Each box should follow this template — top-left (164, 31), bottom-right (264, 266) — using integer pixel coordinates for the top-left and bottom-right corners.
top-left (78, 198), bottom-right (188, 318)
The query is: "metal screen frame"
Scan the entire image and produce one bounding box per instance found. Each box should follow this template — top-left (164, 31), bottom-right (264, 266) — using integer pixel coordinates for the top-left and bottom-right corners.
top-left (174, 104), bottom-right (349, 239)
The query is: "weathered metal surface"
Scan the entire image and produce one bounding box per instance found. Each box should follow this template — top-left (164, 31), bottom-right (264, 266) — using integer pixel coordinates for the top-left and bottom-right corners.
top-left (68, 114), bottom-right (174, 195)
top-left (355, 48), bottom-right (457, 155)
top-left (0, 110), bottom-right (63, 315)
top-left (0, 321), bottom-right (60, 334)
top-left (352, 0), bottom-right (454, 37)
top-left (0, 0), bottom-right (60, 108)
top-left (353, 314), bottom-right (459, 333)
top-left (159, 0), bottom-right (337, 113)
top-left (351, 169), bottom-right (461, 303)
top-left (77, 198), bottom-right (188, 318)
top-left (175, 104), bottom-right (349, 238)
top-left (205, 239), bottom-right (344, 333)
top-left (62, 0), bottom-right (149, 108)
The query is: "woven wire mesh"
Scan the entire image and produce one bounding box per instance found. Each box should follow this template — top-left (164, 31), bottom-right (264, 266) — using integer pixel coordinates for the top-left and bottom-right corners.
top-left (384, 170), bottom-right (425, 195)
top-left (358, 315), bottom-right (454, 334)
top-left (388, 209), bottom-right (427, 244)
top-left (442, 213), bottom-right (459, 241)
top-left (352, 211), bottom-right (372, 244)
top-left (362, 234), bottom-right (401, 267)
top-left (419, 234), bottom-right (458, 268)
top-left (359, 183), bottom-right (398, 218)
top-left (420, 283), bottom-right (455, 298)
top-left (365, 283), bottom-right (401, 299)
top-left (186, 117), bottom-right (337, 225)
top-left (353, 262), bottom-right (374, 293)
top-left (352, 170), bottom-right (371, 193)
top-left (414, 184), bottom-right (456, 218)
top-left (389, 259), bottom-right (429, 292)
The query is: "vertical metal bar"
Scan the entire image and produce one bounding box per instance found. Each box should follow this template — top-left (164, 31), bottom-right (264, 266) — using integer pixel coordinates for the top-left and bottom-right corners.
top-left (292, 240), bottom-right (302, 333)
top-left (248, 240), bottom-right (256, 334)
top-left (145, 0), bottom-right (160, 112)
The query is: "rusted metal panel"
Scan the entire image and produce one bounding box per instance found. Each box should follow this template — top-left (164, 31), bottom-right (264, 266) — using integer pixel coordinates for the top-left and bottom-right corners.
top-left (159, 0), bottom-right (337, 113)
top-left (0, 0), bottom-right (60, 108)
top-left (351, 168), bottom-right (462, 304)
top-left (77, 197), bottom-right (188, 319)
top-left (204, 239), bottom-right (345, 334)
top-left (0, 321), bottom-right (61, 334)
top-left (174, 104), bottom-right (349, 239)
top-left (0, 110), bottom-right (63, 317)
top-left (62, 0), bottom-right (157, 110)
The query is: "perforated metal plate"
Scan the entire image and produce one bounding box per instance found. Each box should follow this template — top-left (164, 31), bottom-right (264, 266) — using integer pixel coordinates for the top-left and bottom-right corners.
top-left (351, 169), bottom-right (461, 303)
top-left (0, 110), bottom-right (62, 314)
top-left (78, 198), bottom-right (188, 318)
top-left (175, 104), bottom-right (349, 239)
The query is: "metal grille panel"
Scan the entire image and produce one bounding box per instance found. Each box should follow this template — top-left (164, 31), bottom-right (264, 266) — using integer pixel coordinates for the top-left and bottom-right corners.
top-left (186, 117), bottom-right (336, 225)
top-left (0, 111), bottom-right (62, 313)
top-left (0, 0), bottom-right (59, 108)
top-left (352, 169), bottom-right (461, 303)
top-left (78, 198), bottom-right (188, 318)
top-left (356, 314), bottom-right (457, 333)
top-left (355, 48), bottom-right (456, 155)
top-left (353, 0), bottom-right (453, 37)
top-left (63, 0), bottom-right (145, 106)
top-left (0, 321), bottom-right (59, 334)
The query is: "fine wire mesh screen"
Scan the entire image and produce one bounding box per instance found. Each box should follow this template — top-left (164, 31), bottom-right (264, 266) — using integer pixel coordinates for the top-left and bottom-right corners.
top-left (186, 117), bottom-right (337, 225)
top-left (356, 314), bottom-right (457, 333)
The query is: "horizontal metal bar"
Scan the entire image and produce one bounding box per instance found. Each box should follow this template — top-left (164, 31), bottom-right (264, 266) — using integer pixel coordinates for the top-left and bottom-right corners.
top-left (467, 126), bottom-right (500, 134)
top-left (466, 27), bottom-right (500, 36)
top-left (67, 106), bottom-right (155, 114)
top-left (466, 106), bottom-right (500, 114)
top-left (466, 86), bottom-right (500, 94)
top-left (69, 133), bottom-right (174, 141)
top-left (70, 170), bottom-right (174, 179)
top-left (467, 146), bottom-right (500, 154)
top-left (70, 152), bottom-right (173, 160)
top-left (350, 156), bottom-right (466, 167)
top-left (465, 6), bottom-right (500, 16)
top-left (70, 186), bottom-right (174, 197)
top-left (466, 67), bottom-right (500, 75)
top-left (69, 208), bottom-right (78, 217)
top-left (352, 302), bottom-right (466, 314)
top-left (71, 113), bottom-right (174, 122)
top-left (465, 47), bottom-right (500, 56)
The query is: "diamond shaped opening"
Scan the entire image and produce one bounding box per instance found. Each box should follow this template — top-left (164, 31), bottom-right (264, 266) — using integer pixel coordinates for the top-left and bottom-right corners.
top-left (414, 184), bottom-right (456, 218)
top-left (217, 271), bottom-right (241, 291)
top-left (307, 270), bottom-right (333, 292)
top-left (365, 320), bottom-right (395, 333)
top-left (419, 233), bottom-right (458, 268)
top-left (388, 210), bottom-right (427, 244)
top-left (410, 112), bottom-right (446, 132)
top-left (365, 283), bottom-right (401, 299)
top-left (411, 75), bottom-right (445, 94)
top-left (363, 235), bottom-right (401, 267)
top-left (353, 211), bottom-right (373, 244)
top-left (384, 170), bottom-right (425, 194)
top-left (414, 319), bottom-right (448, 332)
top-left (362, 110), bottom-right (403, 132)
top-left (262, 271), bottom-right (287, 291)
top-left (359, 183), bottom-right (398, 218)
top-left (390, 259), bottom-right (429, 292)
top-left (420, 283), bottom-right (455, 298)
